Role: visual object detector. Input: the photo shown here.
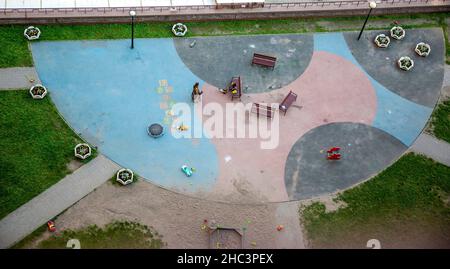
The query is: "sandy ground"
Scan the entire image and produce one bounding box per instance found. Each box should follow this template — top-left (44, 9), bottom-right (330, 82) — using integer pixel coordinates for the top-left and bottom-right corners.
top-left (33, 179), bottom-right (307, 249)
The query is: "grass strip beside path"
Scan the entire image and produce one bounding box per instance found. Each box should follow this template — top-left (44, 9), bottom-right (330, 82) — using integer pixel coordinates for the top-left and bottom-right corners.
top-left (0, 90), bottom-right (95, 219)
top-left (37, 221), bottom-right (164, 249)
top-left (301, 153), bottom-right (450, 249)
top-left (0, 13), bottom-right (448, 68)
top-left (430, 100), bottom-right (450, 144)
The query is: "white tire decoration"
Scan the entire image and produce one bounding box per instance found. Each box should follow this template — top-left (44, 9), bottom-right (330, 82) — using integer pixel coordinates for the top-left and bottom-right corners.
top-left (390, 26), bottom-right (405, 40)
top-left (29, 84), bottom-right (47, 99)
top-left (116, 168), bottom-right (134, 185)
top-left (374, 34), bottom-right (390, 48)
top-left (398, 56), bottom-right (414, 71)
top-left (74, 143), bottom-right (92, 160)
top-left (415, 42), bottom-right (431, 57)
top-left (172, 23), bottom-right (188, 37)
top-left (24, 26), bottom-right (41, 40)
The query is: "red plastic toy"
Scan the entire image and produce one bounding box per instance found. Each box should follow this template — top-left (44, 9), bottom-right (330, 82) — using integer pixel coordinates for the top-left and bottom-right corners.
top-left (47, 221), bottom-right (56, 232)
top-left (327, 147), bottom-right (341, 160)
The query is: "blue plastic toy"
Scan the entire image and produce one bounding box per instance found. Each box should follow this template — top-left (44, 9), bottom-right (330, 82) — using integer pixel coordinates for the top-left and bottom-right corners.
top-left (181, 165), bottom-right (195, 177)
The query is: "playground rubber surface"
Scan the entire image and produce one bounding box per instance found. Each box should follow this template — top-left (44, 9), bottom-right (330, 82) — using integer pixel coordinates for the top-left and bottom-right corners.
top-left (31, 28), bottom-right (445, 203)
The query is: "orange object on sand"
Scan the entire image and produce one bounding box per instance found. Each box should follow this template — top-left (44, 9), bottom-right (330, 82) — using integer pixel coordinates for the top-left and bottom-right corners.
top-left (276, 225), bottom-right (284, 231)
top-left (47, 221), bottom-right (56, 232)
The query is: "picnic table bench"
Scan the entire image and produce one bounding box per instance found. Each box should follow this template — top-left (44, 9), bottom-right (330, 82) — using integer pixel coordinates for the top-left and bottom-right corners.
top-left (229, 76), bottom-right (242, 101)
top-left (252, 53), bottom-right (276, 69)
top-left (279, 91), bottom-right (297, 115)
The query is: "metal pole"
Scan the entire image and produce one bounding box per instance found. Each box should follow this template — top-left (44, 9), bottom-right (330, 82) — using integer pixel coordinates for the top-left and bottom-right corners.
top-left (131, 15), bottom-right (134, 49)
top-left (357, 7), bottom-right (373, 41)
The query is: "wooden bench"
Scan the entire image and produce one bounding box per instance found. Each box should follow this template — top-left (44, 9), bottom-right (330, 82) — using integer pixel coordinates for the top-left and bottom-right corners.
top-left (229, 76), bottom-right (242, 101)
top-left (279, 91), bottom-right (297, 115)
top-left (251, 103), bottom-right (275, 118)
top-left (252, 53), bottom-right (276, 69)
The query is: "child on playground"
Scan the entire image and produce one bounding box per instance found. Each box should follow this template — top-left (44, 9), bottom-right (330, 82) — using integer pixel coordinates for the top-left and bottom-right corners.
top-left (220, 82), bottom-right (237, 95)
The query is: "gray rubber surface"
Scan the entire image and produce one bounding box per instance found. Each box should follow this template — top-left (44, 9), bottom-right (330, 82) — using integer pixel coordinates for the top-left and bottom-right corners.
top-left (284, 123), bottom-right (407, 200)
top-left (174, 34), bottom-right (314, 93)
top-left (344, 28), bottom-right (445, 108)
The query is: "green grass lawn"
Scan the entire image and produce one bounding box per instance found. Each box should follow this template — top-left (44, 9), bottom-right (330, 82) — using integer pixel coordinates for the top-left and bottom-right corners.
top-left (0, 13), bottom-right (448, 68)
top-left (0, 90), bottom-right (95, 219)
top-left (430, 100), bottom-right (450, 144)
top-left (0, 26), bottom-right (33, 68)
top-left (36, 221), bottom-right (164, 249)
top-left (301, 153), bottom-right (450, 249)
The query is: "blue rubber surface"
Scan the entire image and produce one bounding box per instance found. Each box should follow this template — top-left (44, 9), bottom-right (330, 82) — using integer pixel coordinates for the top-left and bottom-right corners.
top-left (31, 39), bottom-right (218, 193)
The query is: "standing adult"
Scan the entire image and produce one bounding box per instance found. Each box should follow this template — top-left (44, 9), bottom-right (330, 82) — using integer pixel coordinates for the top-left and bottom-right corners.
top-left (191, 82), bottom-right (203, 103)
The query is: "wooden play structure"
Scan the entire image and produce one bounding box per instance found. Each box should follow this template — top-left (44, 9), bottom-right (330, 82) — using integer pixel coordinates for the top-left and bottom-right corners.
top-left (208, 226), bottom-right (244, 249)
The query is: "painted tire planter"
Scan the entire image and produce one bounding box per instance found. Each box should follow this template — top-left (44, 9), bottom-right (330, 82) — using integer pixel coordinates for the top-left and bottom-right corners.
top-left (116, 168), bottom-right (134, 185)
top-left (29, 84), bottom-right (47, 99)
top-left (390, 26), bottom-right (405, 40)
top-left (415, 42), bottom-right (431, 57)
top-left (374, 34), bottom-right (390, 48)
top-left (148, 123), bottom-right (164, 138)
top-left (24, 26), bottom-right (41, 40)
top-left (172, 23), bottom-right (188, 37)
top-left (74, 143), bottom-right (92, 160)
top-left (398, 56), bottom-right (414, 71)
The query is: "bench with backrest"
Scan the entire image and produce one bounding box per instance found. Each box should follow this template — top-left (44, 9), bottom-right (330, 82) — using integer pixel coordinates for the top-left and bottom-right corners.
top-left (279, 91), bottom-right (297, 115)
top-left (252, 53), bottom-right (276, 69)
top-left (251, 103), bottom-right (275, 118)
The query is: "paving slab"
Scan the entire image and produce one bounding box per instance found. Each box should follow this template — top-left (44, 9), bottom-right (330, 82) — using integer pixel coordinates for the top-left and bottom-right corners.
top-left (0, 67), bottom-right (41, 89)
top-left (410, 133), bottom-right (450, 166)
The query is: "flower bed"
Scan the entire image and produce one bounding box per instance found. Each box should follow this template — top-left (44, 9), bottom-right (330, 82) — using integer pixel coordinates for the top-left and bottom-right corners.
top-left (398, 56), bottom-right (414, 71)
top-left (74, 143), bottom-right (92, 160)
top-left (172, 23), bottom-right (188, 37)
top-left (374, 34), bottom-right (390, 48)
top-left (24, 26), bottom-right (41, 41)
top-left (116, 168), bottom-right (134, 185)
top-left (29, 84), bottom-right (47, 99)
top-left (415, 42), bottom-right (431, 57)
top-left (390, 26), bottom-right (405, 40)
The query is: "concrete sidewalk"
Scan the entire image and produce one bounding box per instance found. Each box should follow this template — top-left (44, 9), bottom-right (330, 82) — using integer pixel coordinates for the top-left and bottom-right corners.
top-left (410, 65), bottom-right (450, 166)
top-left (0, 67), bottom-right (41, 89)
top-left (0, 155), bottom-right (120, 249)
top-left (411, 133), bottom-right (450, 167)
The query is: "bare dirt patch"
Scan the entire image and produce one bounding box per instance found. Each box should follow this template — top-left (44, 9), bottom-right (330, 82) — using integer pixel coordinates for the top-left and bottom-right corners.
top-left (26, 179), bottom-right (306, 249)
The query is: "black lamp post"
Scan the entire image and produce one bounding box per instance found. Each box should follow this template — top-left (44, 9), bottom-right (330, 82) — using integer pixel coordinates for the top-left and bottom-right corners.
top-left (129, 10), bottom-right (136, 49)
top-left (357, 2), bottom-right (377, 41)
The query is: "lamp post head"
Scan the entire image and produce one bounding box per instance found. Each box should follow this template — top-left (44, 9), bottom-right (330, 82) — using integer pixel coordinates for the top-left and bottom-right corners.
top-left (369, 1), bottom-right (377, 8)
top-left (129, 10), bottom-right (136, 17)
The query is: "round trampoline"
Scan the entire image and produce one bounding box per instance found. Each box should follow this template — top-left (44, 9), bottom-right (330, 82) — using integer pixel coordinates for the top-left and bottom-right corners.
top-left (148, 123), bottom-right (164, 138)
